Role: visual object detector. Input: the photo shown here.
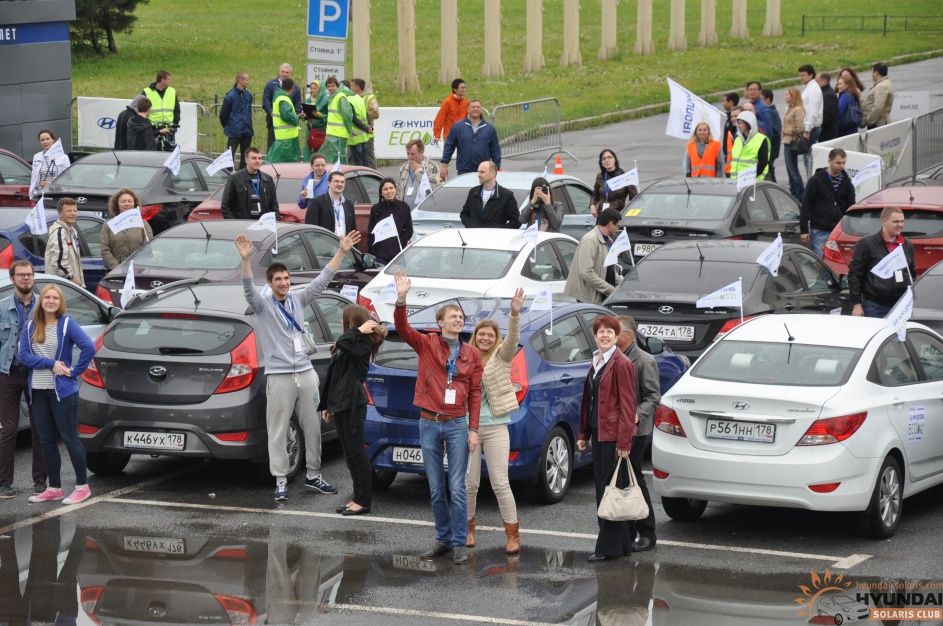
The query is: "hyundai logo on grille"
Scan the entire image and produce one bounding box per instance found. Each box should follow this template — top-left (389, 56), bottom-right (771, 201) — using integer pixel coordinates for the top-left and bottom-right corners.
top-left (97, 117), bottom-right (116, 129)
top-left (149, 365), bottom-right (167, 377)
top-left (150, 280), bottom-right (164, 288)
top-left (651, 229), bottom-right (665, 237)
top-left (732, 401), bottom-right (750, 410)
top-left (658, 305), bottom-right (674, 314)
top-left (76, 197), bottom-right (87, 203)
top-left (415, 290), bottom-right (430, 298)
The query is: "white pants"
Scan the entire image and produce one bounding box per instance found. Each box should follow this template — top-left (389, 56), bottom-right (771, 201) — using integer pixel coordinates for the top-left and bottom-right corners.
top-left (266, 370), bottom-right (321, 480)
top-left (466, 424), bottom-right (518, 523)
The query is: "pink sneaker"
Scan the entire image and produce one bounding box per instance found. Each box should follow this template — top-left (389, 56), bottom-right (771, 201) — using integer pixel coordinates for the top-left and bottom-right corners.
top-left (28, 488), bottom-right (64, 503)
top-left (63, 486), bottom-right (91, 505)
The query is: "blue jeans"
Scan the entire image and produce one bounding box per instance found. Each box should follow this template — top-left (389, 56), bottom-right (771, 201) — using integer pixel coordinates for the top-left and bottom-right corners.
top-left (863, 300), bottom-right (893, 319)
top-left (784, 144), bottom-right (804, 201)
top-left (31, 390), bottom-right (86, 488)
top-left (809, 228), bottom-right (831, 258)
top-left (419, 416), bottom-right (470, 548)
top-left (803, 126), bottom-right (822, 176)
top-left (348, 143), bottom-right (366, 167)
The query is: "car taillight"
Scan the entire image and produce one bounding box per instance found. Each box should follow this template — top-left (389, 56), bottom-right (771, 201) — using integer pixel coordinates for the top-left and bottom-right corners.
top-left (212, 548), bottom-right (249, 559)
top-left (0, 238), bottom-right (13, 269)
top-left (213, 431), bottom-right (249, 442)
top-left (653, 468), bottom-right (669, 479)
top-left (712, 315), bottom-right (759, 342)
top-left (823, 238), bottom-right (844, 263)
top-left (81, 334), bottom-right (106, 388)
top-left (78, 423), bottom-right (99, 435)
top-left (808, 482), bottom-right (841, 493)
top-left (80, 586), bottom-right (104, 625)
top-left (95, 284), bottom-right (113, 305)
top-left (509, 349), bottom-right (528, 404)
top-left (213, 594), bottom-right (258, 625)
top-left (358, 294), bottom-right (378, 317)
top-left (655, 407), bottom-right (686, 437)
top-left (796, 412), bottom-right (867, 446)
top-left (215, 331), bottom-right (259, 393)
top-left (365, 382), bottom-right (375, 405)
top-left (140, 204), bottom-right (162, 221)
top-left (727, 235), bottom-right (743, 240)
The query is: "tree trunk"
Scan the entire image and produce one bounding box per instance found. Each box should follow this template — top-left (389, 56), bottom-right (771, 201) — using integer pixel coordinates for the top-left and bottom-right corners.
top-left (90, 28), bottom-right (104, 56)
top-left (106, 24), bottom-right (117, 53)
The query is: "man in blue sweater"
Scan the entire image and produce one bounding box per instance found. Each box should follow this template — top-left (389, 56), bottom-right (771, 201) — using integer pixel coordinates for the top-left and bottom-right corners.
top-left (440, 100), bottom-right (501, 180)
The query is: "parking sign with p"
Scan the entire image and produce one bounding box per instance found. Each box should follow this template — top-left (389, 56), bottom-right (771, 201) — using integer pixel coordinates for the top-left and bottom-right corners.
top-left (308, 0), bottom-right (349, 39)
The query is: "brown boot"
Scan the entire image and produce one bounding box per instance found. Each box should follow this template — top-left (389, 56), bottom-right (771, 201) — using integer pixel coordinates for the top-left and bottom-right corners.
top-left (503, 520), bottom-right (520, 555)
top-left (466, 517), bottom-right (476, 548)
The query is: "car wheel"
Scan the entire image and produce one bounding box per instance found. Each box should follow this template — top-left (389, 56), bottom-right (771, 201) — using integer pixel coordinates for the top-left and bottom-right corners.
top-left (858, 455), bottom-right (902, 538)
top-left (372, 469), bottom-right (397, 491)
top-left (85, 451), bottom-right (131, 476)
top-left (834, 614), bottom-right (843, 625)
top-left (661, 496), bottom-right (708, 521)
top-left (535, 427), bottom-right (571, 504)
top-left (285, 415), bottom-right (306, 480)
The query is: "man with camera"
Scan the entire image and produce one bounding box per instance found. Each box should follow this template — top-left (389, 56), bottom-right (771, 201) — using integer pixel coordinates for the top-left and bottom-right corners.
top-left (221, 147), bottom-right (280, 220)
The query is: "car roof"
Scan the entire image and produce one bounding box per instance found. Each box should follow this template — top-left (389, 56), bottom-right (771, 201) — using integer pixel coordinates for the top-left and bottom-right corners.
top-left (723, 314), bottom-right (892, 348)
top-left (124, 283), bottom-right (255, 316)
top-left (154, 220), bottom-right (333, 242)
top-left (437, 171), bottom-right (587, 190)
top-left (392, 297), bottom-right (600, 335)
top-left (413, 228), bottom-right (575, 249)
top-left (0, 148), bottom-right (29, 167)
top-left (256, 163), bottom-right (380, 178)
top-left (642, 239), bottom-right (807, 263)
top-left (0, 208), bottom-right (61, 230)
top-left (71, 151), bottom-right (208, 166)
top-left (633, 177), bottom-right (774, 197)
top-left (850, 186), bottom-right (943, 210)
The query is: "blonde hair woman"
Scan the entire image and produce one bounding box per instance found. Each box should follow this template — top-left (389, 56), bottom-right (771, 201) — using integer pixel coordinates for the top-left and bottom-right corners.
top-left (466, 287), bottom-right (524, 554)
top-left (684, 122), bottom-right (723, 178)
top-left (100, 188), bottom-right (154, 270)
top-left (782, 87), bottom-right (807, 201)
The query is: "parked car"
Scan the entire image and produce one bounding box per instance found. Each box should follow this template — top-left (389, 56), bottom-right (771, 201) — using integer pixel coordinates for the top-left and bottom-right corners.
top-left (411, 171), bottom-right (596, 241)
top-left (94, 220), bottom-right (379, 308)
top-left (654, 313), bottom-right (943, 538)
top-left (78, 282), bottom-right (356, 477)
top-left (0, 208), bottom-right (108, 291)
top-left (822, 186), bottom-right (943, 277)
top-left (188, 163), bottom-right (385, 252)
top-left (0, 273), bottom-right (116, 432)
top-left (364, 297), bottom-right (690, 503)
top-left (360, 228), bottom-right (578, 323)
top-left (42, 151), bottom-right (231, 235)
top-left (910, 259), bottom-right (943, 335)
top-left (619, 178), bottom-right (802, 263)
top-left (604, 240), bottom-right (849, 359)
top-left (0, 148), bottom-right (32, 207)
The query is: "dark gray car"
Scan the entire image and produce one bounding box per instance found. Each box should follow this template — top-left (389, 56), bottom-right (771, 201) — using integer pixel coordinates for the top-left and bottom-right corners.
top-left (78, 282), bottom-right (352, 478)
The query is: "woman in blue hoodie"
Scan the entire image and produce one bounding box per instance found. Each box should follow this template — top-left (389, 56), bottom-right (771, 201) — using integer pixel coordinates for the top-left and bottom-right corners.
top-left (19, 284), bottom-right (95, 505)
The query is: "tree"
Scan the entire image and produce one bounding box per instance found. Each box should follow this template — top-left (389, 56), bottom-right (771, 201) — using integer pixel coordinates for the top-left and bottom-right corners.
top-left (71, 0), bottom-right (149, 56)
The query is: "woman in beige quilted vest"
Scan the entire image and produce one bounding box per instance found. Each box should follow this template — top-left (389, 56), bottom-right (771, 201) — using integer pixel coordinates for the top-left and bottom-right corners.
top-left (465, 287), bottom-right (524, 555)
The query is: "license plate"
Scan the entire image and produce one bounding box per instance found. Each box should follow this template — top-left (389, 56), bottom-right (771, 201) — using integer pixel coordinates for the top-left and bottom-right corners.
top-left (637, 323), bottom-right (695, 342)
top-left (391, 446), bottom-right (448, 467)
top-left (634, 243), bottom-right (661, 256)
top-left (122, 535), bottom-right (185, 554)
top-left (392, 554), bottom-right (436, 572)
top-left (705, 419), bottom-right (776, 443)
top-left (123, 431), bottom-right (186, 450)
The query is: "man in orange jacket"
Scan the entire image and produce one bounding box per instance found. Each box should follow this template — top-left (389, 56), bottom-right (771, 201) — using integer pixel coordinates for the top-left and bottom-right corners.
top-left (433, 79), bottom-right (468, 157)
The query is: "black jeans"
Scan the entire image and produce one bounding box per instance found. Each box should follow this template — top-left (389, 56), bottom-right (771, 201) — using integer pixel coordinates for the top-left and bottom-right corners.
top-left (335, 405), bottom-right (372, 507)
top-left (0, 368), bottom-right (45, 486)
top-left (227, 135), bottom-right (252, 170)
top-left (591, 430), bottom-right (633, 557)
top-left (628, 434), bottom-right (656, 540)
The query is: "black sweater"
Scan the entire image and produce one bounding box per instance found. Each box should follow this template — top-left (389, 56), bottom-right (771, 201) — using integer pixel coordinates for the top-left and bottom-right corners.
top-left (799, 168), bottom-right (856, 234)
top-left (848, 232), bottom-right (916, 307)
top-left (460, 184), bottom-right (520, 229)
top-left (318, 328), bottom-right (373, 413)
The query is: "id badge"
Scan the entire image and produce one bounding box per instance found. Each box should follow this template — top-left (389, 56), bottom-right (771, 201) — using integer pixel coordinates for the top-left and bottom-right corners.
top-left (406, 186), bottom-right (414, 196)
top-left (444, 388), bottom-right (456, 404)
top-left (293, 335), bottom-right (304, 354)
top-left (895, 269), bottom-right (903, 283)
top-left (602, 202), bottom-right (610, 210)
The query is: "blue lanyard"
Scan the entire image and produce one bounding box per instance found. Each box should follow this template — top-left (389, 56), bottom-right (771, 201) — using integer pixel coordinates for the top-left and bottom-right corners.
top-left (251, 173), bottom-right (261, 196)
top-left (408, 168), bottom-right (416, 184)
top-left (445, 343), bottom-right (460, 385)
top-left (45, 157), bottom-right (57, 179)
top-left (272, 296), bottom-right (301, 332)
top-left (603, 171), bottom-right (609, 200)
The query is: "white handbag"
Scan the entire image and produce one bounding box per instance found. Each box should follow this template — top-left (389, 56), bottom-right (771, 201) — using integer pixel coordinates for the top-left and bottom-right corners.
top-left (597, 457), bottom-right (650, 522)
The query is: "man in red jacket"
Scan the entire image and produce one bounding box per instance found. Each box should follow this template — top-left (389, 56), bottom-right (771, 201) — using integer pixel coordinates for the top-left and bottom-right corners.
top-left (394, 268), bottom-right (482, 564)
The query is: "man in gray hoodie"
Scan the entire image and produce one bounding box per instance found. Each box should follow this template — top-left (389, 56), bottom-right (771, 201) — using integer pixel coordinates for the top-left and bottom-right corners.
top-left (236, 229), bottom-right (361, 502)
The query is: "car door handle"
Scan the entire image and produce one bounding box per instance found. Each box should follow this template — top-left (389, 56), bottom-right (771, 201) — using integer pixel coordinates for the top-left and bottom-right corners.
top-left (560, 373), bottom-right (574, 384)
top-left (892, 397), bottom-right (905, 408)
top-left (783, 303), bottom-right (795, 311)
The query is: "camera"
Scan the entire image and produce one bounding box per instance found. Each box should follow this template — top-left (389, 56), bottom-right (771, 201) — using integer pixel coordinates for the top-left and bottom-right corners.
top-left (540, 185), bottom-right (550, 194)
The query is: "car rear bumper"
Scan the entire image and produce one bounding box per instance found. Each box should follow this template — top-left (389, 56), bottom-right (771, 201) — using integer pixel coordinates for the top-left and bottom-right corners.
top-left (652, 431), bottom-right (878, 511)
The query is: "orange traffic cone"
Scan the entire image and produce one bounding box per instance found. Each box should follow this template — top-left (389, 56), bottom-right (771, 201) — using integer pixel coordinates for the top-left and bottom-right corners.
top-left (553, 156), bottom-right (564, 175)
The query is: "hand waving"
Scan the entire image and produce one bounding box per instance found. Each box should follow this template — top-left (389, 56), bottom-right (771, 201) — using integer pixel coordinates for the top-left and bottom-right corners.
top-left (394, 268), bottom-right (411, 300)
top-left (510, 287), bottom-right (525, 315)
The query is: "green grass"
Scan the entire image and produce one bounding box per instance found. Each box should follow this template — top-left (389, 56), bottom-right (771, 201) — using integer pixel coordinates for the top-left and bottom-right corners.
top-left (73, 0), bottom-right (943, 124)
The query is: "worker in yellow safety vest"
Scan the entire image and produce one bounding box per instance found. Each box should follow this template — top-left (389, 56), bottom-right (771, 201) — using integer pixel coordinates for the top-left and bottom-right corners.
top-left (323, 78), bottom-right (371, 166)
top-left (266, 78), bottom-right (301, 163)
top-left (350, 78), bottom-right (379, 168)
top-left (728, 110), bottom-right (771, 181)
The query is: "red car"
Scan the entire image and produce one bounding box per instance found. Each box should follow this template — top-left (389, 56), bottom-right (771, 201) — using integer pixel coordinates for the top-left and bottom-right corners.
top-left (189, 164), bottom-right (385, 252)
top-left (823, 187), bottom-right (943, 278)
top-left (0, 149), bottom-right (33, 207)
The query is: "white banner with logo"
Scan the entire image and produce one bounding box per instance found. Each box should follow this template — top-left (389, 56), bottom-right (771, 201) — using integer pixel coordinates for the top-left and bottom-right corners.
top-left (863, 119), bottom-right (913, 183)
top-left (811, 133), bottom-right (863, 172)
top-left (77, 96), bottom-right (198, 153)
top-left (893, 91), bottom-right (930, 122)
top-left (373, 107), bottom-right (443, 161)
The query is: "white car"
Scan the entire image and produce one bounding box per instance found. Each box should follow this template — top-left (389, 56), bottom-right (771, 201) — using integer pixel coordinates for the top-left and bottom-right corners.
top-left (653, 314), bottom-right (943, 538)
top-left (359, 228), bottom-right (578, 322)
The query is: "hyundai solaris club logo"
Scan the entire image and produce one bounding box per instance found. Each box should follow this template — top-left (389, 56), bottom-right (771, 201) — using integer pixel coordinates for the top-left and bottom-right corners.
top-left (795, 570), bottom-right (943, 624)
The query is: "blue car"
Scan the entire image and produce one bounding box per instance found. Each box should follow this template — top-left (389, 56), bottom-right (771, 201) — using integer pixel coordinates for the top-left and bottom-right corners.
top-left (0, 208), bottom-right (107, 292)
top-left (364, 298), bottom-right (690, 503)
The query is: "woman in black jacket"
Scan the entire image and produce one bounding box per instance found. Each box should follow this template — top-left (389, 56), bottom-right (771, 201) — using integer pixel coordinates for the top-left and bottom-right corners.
top-left (319, 305), bottom-right (386, 515)
top-left (367, 178), bottom-right (413, 265)
top-left (589, 149), bottom-right (637, 217)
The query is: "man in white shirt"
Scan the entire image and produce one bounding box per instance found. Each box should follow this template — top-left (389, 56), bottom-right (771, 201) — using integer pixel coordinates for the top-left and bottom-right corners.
top-left (798, 64), bottom-right (823, 176)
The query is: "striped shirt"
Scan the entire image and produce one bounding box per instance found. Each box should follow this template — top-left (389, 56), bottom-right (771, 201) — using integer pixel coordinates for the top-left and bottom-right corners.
top-left (30, 324), bottom-right (59, 390)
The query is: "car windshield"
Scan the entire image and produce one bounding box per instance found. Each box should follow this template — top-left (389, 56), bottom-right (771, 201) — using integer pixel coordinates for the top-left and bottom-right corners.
top-left (105, 316), bottom-right (249, 356)
top-left (914, 274), bottom-right (943, 308)
top-left (692, 340), bottom-right (861, 386)
top-left (52, 163), bottom-right (158, 191)
top-left (622, 259), bottom-right (761, 294)
top-left (626, 192), bottom-right (735, 220)
top-left (383, 246), bottom-right (517, 279)
top-left (132, 238), bottom-right (245, 270)
top-left (842, 209), bottom-right (943, 238)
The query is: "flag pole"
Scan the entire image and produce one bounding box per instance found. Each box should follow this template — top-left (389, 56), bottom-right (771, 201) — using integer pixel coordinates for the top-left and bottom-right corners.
top-left (545, 311), bottom-right (553, 336)
top-left (626, 227), bottom-right (636, 267)
top-left (739, 276), bottom-right (743, 324)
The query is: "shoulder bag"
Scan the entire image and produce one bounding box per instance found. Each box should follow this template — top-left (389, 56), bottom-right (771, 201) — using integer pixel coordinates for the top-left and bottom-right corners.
top-left (597, 457), bottom-right (650, 522)
top-left (791, 135), bottom-right (811, 155)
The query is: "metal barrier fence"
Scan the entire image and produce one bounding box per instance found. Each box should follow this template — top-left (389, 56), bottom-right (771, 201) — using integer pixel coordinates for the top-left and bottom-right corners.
top-left (801, 15), bottom-right (943, 36)
top-left (913, 107), bottom-right (943, 177)
top-left (491, 98), bottom-right (576, 163)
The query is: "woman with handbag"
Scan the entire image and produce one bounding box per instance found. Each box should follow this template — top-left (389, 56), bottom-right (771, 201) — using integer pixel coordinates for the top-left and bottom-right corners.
top-left (577, 315), bottom-right (637, 562)
top-left (836, 76), bottom-right (862, 137)
top-left (318, 305), bottom-right (386, 516)
top-left (781, 87), bottom-right (808, 202)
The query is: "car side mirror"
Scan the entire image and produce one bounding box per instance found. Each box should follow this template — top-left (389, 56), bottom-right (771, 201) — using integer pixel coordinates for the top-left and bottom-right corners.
top-left (361, 253), bottom-right (376, 269)
top-left (838, 274), bottom-right (849, 290)
top-left (107, 306), bottom-right (120, 321)
top-left (646, 336), bottom-right (665, 355)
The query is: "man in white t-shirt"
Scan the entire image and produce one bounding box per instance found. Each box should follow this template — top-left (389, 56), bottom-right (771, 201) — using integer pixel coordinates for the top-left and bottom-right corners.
top-left (798, 64), bottom-right (823, 176)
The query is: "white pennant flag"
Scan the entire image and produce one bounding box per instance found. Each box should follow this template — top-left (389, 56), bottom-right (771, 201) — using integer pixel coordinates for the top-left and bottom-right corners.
top-left (163, 145), bottom-right (181, 176)
top-left (120, 261), bottom-right (139, 308)
top-left (604, 229), bottom-right (631, 267)
top-left (755, 234), bottom-right (783, 276)
top-left (510, 221), bottom-right (539, 248)
top-left (46, 138), bottom-right (66, 160)
top-left (340, 285), bottom-right (359, 301)
top-left (665, 78), bottom-right (724, 141)
top-left (696, 280), bottom-right (743, 309)
top-left (248, 211), bottom-right (278, 235)
top-left (852, 159), bottom-right (882, 187)
top-left (371, 215), bottom-right (399, 244)
top-left (108, 208), bottom-right (144, 234)
top-left (206, 149), bottom-right (234, 176)
top-left (26, 198), bottom-right (48, 235)
top-left (372, 281), bottom-right (398, 304)
top-left (530, 287), bottom-right (553, 311)
top-left (736, 165), bottom-right (757, 192)
top-left (542, 165), bottom-right (548, 178)
top-left (331, 154), bottom-right (342, 173)
top-left (871, 245), bottom-right (908, 279)
top-left (415, 171), bottom-right (433, 205)
top-left (606, 168), bottom-right (640, 192)
top-left (886, 286), bottom-right (914, 341)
